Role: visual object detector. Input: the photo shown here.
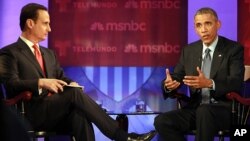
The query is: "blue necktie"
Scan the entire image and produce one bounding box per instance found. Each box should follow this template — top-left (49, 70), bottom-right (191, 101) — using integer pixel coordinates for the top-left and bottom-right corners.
top-left (201, 48), bottom-right (211, 104)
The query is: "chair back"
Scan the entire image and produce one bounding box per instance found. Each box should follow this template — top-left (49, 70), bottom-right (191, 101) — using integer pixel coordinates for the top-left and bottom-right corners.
top-left (227, 92), bottom-right (250, 126)
top-left (244, 65), bottom-right (250, 82)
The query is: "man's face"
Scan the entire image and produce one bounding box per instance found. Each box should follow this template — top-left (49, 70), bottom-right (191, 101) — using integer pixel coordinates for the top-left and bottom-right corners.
top-left (194, 13), bottom-right (221, 46)
top-left (31, 10), bottom-right (51, 42)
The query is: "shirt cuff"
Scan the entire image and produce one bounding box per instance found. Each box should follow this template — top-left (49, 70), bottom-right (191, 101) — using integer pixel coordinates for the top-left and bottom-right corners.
top-left (210, 79), bottom-right (215, 90)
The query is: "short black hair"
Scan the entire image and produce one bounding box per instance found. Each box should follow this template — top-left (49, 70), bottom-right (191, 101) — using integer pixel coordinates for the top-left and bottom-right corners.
top-left (195, 7), bottom-right (218, 20)
top-left (19, 3), bottom-right (47, 31)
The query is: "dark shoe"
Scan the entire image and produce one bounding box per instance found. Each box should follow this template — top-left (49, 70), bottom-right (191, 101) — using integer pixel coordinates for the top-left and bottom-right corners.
top-left (127, 130), bottom-right (156, 141)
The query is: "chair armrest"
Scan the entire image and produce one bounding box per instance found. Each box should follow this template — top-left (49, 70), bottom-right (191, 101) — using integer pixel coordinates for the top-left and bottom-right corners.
top-left (4, 91), bottom-right (32, 106)
top-left (226, 92), bottom-right (250, 106)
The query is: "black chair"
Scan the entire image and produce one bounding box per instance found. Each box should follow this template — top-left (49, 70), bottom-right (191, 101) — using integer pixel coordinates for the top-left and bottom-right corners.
top-left (3, 90), bottom-right (74, 141)
top-left (174, 65), bottom-right (250, 141)
top-left (175, 91), bottom-right (250, 141)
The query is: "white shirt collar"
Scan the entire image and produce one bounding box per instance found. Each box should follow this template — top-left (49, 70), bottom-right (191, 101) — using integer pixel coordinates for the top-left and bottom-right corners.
top-left (20, 36), bottom-right (39, 53)
top-left (202, 36), bottom-right (218, 57)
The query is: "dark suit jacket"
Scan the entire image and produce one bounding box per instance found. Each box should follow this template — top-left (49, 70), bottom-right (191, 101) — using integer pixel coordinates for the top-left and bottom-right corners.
top-left (0, 38), bottom-right (72, 98)
top-left (0, 38), bottom-right (74, 129)
top-left (162, 36), bottom-right (245, 108)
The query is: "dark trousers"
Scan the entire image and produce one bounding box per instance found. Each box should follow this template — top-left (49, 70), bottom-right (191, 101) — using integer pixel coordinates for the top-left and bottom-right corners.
top-left (26, 87), bottom-right (128, 141)
top-left (154, 102), bottom-right (231, 141)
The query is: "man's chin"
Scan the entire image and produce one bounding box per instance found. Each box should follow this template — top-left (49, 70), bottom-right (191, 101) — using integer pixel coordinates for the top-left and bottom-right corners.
top-left (202, 39), bottom-right (212, 46)
top-left (40, 37), bottom-right (47, 41)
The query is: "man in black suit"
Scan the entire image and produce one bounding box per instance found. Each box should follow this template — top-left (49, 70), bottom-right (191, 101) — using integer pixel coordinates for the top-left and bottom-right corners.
top-left (0, 3), bottom-right (156, 141)
top-left (154, 7), bottom-right (244, 141)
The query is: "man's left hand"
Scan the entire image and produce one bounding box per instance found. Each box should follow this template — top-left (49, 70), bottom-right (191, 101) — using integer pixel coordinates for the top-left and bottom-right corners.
top-left (183, 67), bottom-right (213, 89)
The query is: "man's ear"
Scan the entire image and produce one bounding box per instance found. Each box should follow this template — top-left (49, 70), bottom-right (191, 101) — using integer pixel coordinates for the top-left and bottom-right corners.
top-left (26, 19), bottom-right (35, 29)
top-left (216, 20), bottom-right (221, 29)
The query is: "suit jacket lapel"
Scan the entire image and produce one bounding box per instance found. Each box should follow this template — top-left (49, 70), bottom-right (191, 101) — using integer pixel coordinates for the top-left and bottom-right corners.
top-left (17, 39), bottom-right (45, 77)
top-left (40, 48), bottom-right (49, 77)
top-left (196, 43), bottom-right (203, 69)
top-left (210, 37), bottom-right (224, 78)
top-left (192, 42), bottom-right (203, 75)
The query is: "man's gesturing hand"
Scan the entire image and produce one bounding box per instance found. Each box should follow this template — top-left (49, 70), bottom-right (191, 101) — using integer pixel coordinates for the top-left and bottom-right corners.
top-left (183, 67), bottom-right (213, 89)
top-left (164, 68), bottom-right (180, 91)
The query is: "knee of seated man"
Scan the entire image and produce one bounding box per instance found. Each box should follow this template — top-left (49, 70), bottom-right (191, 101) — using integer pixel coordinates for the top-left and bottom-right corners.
top-left (64, 87), bottom-right (83, 94)
top-left (62, 87), bottom-right (84, 99)
top-left (154, 113), bottom-right (176, 129)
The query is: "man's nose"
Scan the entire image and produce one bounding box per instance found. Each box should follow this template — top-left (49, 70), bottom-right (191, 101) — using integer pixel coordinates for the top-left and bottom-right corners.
top-left (200, 25), bottom-right (208, 32)
top-left (48, 26), bottom-right (51, 32)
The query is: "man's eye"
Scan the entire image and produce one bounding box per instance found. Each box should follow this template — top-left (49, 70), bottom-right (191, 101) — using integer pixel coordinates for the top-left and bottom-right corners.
top-left (196, 24), bottom-right (202, 28)
top-left (206, 22), bottom-right (212, 26)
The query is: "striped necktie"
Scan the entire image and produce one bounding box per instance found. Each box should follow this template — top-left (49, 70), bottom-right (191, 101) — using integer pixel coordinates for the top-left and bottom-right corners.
top-left (201, 48), bottom-right (211, 104)
top-left (33, 44), bottom-right (45, 75)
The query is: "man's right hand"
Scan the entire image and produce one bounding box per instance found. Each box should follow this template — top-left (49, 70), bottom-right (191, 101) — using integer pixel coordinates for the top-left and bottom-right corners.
top-left (38, 78), bottom-right (67, 93)
top-left (164, 68), bottom-right (180, 91)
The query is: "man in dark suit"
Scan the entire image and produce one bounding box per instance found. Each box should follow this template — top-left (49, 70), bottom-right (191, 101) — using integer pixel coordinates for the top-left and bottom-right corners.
top-left (154, 7), bottom-right (244, 141)
top-left (0, 3), bottom-right (156, 141)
